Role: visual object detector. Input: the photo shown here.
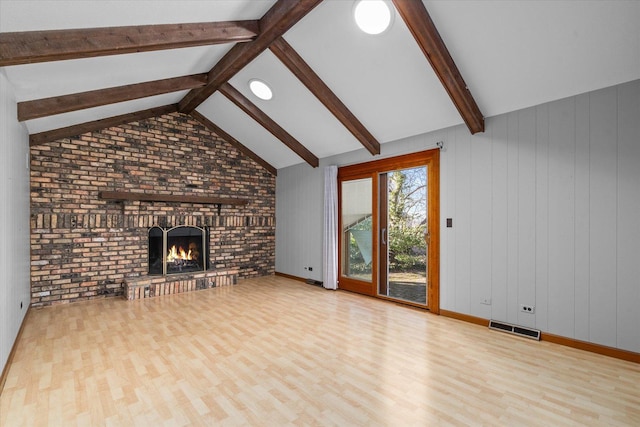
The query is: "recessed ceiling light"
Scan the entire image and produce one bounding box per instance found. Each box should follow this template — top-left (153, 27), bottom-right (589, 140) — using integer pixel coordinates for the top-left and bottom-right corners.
top-left (249, 79), bottom-right (273, 101)
top-left (354, 0), bottom-right (393, 35)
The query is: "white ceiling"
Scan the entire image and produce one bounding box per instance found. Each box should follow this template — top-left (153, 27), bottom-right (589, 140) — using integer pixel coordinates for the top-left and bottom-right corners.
top-left (1, 0), bottom-right (639, 170)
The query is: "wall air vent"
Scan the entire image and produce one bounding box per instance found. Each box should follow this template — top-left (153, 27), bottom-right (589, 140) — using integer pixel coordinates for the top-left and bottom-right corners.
top-left (489, 320), bottom-right (541, 341)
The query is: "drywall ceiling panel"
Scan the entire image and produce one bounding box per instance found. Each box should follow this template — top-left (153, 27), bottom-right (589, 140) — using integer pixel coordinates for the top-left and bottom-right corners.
top-left (284, 0), bottom-right (463, 145)
top-left (25, 91), bottom-right (188, 134)
top-left (424, 0), bottom-right (640, 117)
top-left (229, 50), bottom-right (365, 160)
top-left (197, 92), bottom-right (303, 170)
top-left (4, 45), bottom-right (233, 102)
top-left (0, 0), bottom-right (276, 31)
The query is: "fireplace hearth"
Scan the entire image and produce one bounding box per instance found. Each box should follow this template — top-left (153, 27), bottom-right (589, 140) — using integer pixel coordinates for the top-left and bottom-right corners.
top-left (149, 225), bottom-right (209, 276)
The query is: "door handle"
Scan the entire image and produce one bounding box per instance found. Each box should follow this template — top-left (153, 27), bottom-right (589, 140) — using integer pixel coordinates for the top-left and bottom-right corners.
top-left (381, 228), bottom-right (387, 245)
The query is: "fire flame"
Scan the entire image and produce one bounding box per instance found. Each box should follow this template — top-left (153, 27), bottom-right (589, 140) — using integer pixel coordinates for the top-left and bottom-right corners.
top-left (166, 245), bottom-right (193, 262)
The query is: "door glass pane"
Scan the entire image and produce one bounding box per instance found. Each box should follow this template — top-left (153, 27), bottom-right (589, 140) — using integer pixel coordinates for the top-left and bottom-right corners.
top-left (341, 178), bottom-right (372, 282)
top-left (381, 166), bottom-right (428, 304)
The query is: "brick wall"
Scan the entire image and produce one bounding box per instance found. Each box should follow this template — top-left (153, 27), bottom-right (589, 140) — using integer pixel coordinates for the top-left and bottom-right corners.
top-left (29, 112), bottom-right (275, 306)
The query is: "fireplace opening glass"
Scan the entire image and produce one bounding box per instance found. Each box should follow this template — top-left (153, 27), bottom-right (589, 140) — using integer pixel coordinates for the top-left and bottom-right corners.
top-left (148, 226), bottom-right (208, 276)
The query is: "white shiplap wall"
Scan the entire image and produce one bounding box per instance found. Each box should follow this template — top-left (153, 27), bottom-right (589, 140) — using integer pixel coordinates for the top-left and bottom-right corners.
top-left (276, 80), bottom-right (640, 353)
top-left (0, 70), bottom-right (31, 377)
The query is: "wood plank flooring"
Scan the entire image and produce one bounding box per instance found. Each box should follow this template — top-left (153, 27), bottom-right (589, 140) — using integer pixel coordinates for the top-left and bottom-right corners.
top-left (1, 275), bottom-right (639, 426)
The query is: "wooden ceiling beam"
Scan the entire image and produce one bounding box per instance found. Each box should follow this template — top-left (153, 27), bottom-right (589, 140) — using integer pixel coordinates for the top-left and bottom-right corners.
top-left (18, 74), bottom-right (207, 122)
top-left (219, 82), bottom-right (319, 168)
top-left (29, 104), bottom-right (178, 146)
top-left (190, 110), bottom-right (277, 176)
top-left (269, 37), bottom-right (380, 156)
top-left (392, 0), bottom-right (484, 134)
top-left (0, 21), bottom-right (259, 66)
top-left (179, 0), bottom-right (323, 113)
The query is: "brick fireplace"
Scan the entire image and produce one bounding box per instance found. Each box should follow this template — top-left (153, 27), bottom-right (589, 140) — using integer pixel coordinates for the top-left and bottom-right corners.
top-left (148, 225), bottom-right (209, 276)
top-left (29, 112), bottom-right (275, 307)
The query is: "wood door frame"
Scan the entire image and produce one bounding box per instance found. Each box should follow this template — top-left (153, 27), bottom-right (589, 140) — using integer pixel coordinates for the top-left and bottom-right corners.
top-left (337, 173), bottom-right (378, 296)
top-left (338, 149), bottom-right (440, 314)
top-left (379, 173), bottom-right (389, 297)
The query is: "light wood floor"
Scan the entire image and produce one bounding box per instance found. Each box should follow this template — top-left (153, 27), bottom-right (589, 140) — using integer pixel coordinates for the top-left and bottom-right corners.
top-left (2, 276), bottom-right (639, 426)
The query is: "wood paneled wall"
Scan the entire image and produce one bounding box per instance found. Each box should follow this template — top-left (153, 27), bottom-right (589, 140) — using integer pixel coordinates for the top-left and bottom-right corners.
top-left (275, 162), bottom-right (323, 282)
top-left (276, 79), bottom-right (640, 353)
top-left (441, 80), bottom-right (639, 352)
top-left (0, 70), bottom-right (31, 376)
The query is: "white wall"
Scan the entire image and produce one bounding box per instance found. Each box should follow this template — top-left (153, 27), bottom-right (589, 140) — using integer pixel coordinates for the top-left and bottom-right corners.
top-left (275, 163), bottom-right (324, 281)
top-left (442, 80), bottom-right (640, 352)
top-left (276, 80), bottom-right (640, 353)
top-left (0, 69), bottom-right (31, 378)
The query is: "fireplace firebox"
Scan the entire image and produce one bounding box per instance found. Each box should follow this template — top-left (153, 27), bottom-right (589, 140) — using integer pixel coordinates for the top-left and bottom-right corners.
top-left (148, 225), bottom-right (209, 276)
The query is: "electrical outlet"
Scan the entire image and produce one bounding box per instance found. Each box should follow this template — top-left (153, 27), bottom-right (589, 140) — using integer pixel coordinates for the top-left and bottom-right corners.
top-left (520, 304), bottom-right (535, 314)
top-left (480, 298), bottom-right (491, 305)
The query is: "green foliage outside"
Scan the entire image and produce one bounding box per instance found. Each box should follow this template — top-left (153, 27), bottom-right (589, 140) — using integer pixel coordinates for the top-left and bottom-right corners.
top-left (387, 169), bottom-right (427, 272)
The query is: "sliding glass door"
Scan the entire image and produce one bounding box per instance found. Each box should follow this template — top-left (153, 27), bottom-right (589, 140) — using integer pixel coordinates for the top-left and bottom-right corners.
top-left (341, 178), bottom-right (373, 283)
top-left (338, 150), bottom-right (440, 312)
top-left (379, 166), bottom-right (428, 305)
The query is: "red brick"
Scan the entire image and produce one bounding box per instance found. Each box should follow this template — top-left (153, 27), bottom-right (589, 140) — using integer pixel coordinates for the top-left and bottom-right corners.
top-left (30, 112), bottom-right (275, 306)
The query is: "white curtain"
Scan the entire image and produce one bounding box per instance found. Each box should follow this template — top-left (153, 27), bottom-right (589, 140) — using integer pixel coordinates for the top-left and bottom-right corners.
top-left (323, 165), bottom-right (338, 290)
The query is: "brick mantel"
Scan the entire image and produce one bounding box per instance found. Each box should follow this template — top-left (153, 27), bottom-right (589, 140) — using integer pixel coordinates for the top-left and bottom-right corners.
top-left (30, 112), bottom-right (275, 307)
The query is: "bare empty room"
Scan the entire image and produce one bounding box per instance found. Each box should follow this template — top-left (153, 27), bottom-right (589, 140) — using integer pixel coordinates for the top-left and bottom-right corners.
top-left (1, 0), bottom-right (639, 425)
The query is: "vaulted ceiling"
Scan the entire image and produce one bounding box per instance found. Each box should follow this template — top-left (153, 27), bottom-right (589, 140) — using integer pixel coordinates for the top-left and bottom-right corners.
top-left (1, 0), bottom-right (639, 173)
